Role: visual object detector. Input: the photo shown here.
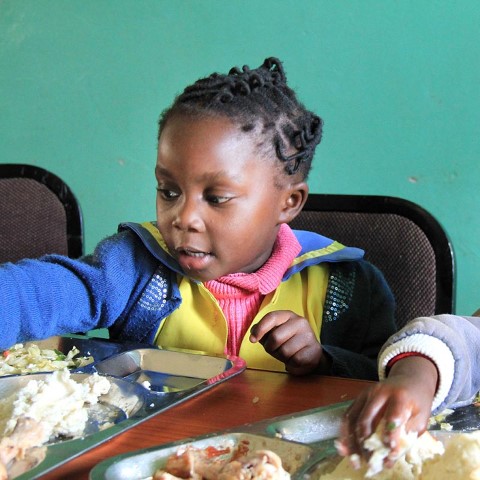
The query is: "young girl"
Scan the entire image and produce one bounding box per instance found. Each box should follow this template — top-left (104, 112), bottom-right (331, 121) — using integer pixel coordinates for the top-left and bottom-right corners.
top-left (337, 311), bottom-right (480, 465)
top-left (0, 57), bottom-right (396, 378)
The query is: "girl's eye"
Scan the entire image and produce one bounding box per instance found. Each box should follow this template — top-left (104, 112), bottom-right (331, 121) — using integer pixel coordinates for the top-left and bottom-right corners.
top-left (206, 195), bottom-right (230, 205)
top-left (156, 187), bottom-right (179, 200)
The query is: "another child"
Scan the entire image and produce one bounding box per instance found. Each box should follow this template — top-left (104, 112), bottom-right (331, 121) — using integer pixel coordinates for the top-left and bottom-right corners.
top-left (337, 312), bottom-right (480, 463)
top-left (0, 57), bottom-right (396, 378)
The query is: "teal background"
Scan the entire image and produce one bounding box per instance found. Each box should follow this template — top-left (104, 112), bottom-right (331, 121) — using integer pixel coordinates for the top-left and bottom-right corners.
top-left (1, 1), bottom-right (479, 315)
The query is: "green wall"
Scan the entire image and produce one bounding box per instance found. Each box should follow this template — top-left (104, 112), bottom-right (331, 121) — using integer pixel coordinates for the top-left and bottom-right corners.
top-left (1, 1), bottom-right (479, 315)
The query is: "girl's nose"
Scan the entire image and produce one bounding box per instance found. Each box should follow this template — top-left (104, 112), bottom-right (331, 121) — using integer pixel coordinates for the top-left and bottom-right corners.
top-left (172, 198), bottom-right (204, 231)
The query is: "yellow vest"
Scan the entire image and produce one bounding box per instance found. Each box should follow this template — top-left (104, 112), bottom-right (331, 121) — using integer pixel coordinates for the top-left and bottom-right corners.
top-left (154, 266), bottom-right (329, 372)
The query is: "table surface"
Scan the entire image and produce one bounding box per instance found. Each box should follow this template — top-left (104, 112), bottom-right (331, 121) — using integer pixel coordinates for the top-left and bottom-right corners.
top-left (41, 369), bottom-right (373, 479)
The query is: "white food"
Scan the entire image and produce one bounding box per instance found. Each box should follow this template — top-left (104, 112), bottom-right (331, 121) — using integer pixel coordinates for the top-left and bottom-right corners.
top-left (421, 430), bottom-right (480, 479)
top-left (320, 429), bottom-right (480, 480)
top-left (362, 424), bottom-right (420, 477)
top-left (321, 430), bottom-right (443, 480)
top-left (0, 369), bottom-right (111, 444)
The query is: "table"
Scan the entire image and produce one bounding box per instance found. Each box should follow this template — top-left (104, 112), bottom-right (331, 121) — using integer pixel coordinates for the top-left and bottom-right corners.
top-left (42, 370), bottom-right (373, 479)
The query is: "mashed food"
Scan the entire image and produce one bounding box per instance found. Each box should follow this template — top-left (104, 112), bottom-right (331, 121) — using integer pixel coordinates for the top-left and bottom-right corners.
top-left (320, 431), bottom-right (443, 480)
top-left (0, 369), bottom-right (111, 443)
top-left (421, 431), bottom-right (480, 479)
top-left (319, 430), bottom-right (480, 480)
top-left (0, 369), bottom-right (111, 479)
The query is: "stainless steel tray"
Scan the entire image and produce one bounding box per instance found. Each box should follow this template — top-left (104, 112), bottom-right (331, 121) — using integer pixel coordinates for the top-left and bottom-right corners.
top-left (89, 402), bottom-right (351, 480)
top-left (89, 399), bottom-right (480, 480)
top-left (0, 335), bottom-right (246, 479)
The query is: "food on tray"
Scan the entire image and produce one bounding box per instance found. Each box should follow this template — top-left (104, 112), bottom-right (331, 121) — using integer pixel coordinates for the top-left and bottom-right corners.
top-left (322, 430), bottom-right (443, 479)
top-left (0, 417), bottom-right (47, 480)
top-left (427, 407), bottom-right (454, 431)
top-left (321, 429), bottom-right (480, 479)
top-left (420, 430), bottom-right (480, 479)
top-left (153, 445), bottom-right (291, 479)
top-left (0, 369), bottom-right (111, 478)
top-left (360, 423), bottom-right (421, 477)
top-left (0, 343), bottom-right (93, 376)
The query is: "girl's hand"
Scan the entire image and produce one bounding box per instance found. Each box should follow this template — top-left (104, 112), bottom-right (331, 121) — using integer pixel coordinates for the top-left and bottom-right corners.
top-left (249, 310), bottom-right (327, 375)
top-left (337, 356), bottom-right (437, 465)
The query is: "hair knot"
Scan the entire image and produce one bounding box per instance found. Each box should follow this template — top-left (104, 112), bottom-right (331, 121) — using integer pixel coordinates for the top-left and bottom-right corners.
top-left (158, 57), bottom-right (323, 179)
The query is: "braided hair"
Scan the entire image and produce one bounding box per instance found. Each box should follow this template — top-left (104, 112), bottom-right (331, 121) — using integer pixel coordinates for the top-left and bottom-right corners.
top-left (158, 57), bottom-right (323, 179)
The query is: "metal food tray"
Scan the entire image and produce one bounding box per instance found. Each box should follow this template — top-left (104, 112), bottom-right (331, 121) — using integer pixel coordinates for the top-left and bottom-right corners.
top-left (89, 402), bottom-right (350, 480)
top-left (90, 398), bottom-right (480, 480)
top-left (92, 432), bottom-right (314, 480)
top-left (0, 335), bottom-right (246, 479)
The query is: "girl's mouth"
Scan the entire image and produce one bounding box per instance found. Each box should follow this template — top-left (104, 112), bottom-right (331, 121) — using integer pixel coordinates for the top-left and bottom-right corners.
top-left (177, 247), bottom-right (212, 257)
top-left (175, 247), bottom-right (214, 274)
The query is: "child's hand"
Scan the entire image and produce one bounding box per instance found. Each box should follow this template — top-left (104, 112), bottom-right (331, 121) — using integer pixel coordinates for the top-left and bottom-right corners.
top-left (336, 356), bottom-right (437, 465)
top-left (249, 310), bottom-right (324, 375)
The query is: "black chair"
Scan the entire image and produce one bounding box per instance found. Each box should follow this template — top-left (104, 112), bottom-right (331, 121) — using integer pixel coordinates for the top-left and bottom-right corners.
top-left (0, 163), bottom-right (84, 263)
top-left (289, 194), bottom-right (455, 328)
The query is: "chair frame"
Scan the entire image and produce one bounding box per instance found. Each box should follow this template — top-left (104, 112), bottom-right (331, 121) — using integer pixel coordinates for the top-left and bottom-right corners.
top-left (295, 193), bottom-right (456, 317)
top-left (0, 163), bottom-right (84, 258)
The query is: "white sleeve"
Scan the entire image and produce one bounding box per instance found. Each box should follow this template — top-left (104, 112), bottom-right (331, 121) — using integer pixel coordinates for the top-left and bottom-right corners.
top-left (378, 333), bottom-right (455, 411)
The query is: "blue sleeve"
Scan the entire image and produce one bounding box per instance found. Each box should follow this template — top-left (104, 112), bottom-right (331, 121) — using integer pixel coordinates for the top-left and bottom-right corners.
top-left (0, 230), bottom-right (156, 349)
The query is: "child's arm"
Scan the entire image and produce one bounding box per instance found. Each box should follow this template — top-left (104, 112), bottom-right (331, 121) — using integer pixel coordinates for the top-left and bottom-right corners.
top-left (337, 313), bottom-right (480, 463)
top-left (0, 230), bottom-right (154, 348)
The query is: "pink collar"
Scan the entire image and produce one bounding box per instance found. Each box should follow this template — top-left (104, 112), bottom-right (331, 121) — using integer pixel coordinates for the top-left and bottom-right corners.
top-left (204, 223), bottom-right (301, 296)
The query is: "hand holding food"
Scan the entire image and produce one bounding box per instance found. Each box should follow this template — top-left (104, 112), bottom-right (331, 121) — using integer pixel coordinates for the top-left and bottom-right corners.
top-left (337, 356), bottom-right (437, 463)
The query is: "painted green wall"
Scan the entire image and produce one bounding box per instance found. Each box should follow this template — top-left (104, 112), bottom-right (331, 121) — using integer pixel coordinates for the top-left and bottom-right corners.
top-left (1, 1), bottom-right (479, 315)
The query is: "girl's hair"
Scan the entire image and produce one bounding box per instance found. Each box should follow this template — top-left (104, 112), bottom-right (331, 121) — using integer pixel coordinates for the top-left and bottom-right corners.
top-left (158, 57), bottom-right (323, 179)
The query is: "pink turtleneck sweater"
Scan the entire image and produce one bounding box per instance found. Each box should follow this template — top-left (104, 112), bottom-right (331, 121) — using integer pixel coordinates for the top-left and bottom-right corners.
top-left (204, 224), bottom-right (301, 356)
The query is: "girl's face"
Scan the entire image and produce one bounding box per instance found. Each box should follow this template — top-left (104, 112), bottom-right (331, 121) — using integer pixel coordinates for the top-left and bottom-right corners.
top-left (155, 114), bottom-right (307, 282)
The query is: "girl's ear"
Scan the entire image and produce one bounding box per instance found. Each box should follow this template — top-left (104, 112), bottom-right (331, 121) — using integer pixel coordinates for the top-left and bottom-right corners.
top-left (278, 182), bottom-right (309, 224)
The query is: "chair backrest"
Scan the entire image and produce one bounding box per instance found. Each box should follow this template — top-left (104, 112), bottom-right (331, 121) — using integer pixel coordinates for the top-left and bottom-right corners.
top-left (0, 163), bottom-right (84, 263)
top-left (289, 193), bottom-right (455, 328)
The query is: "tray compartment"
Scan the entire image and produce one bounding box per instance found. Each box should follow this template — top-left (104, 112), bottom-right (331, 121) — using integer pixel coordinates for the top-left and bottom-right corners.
top-left (90, 432), bottom-right (314, 480)
top-left (0, 372), bottom-right (145, 440)
top-left (0, 372), bottom-right (147, 479)
top-left (92, 348), bottom-right (238, 393)
top-left (266, 402), bottom-right (350, 445)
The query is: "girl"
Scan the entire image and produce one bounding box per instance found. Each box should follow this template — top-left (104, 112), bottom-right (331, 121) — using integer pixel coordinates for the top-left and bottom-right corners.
top-left (0, 57), bottom-right (396, 378)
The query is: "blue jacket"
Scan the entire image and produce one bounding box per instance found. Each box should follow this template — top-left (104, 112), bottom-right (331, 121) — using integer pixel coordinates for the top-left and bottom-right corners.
top-left (0, 223), bottom-right (396, 380)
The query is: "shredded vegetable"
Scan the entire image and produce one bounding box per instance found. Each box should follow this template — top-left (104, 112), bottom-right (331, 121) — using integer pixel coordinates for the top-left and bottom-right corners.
top-left (0, 343), bottom-right (93, 376)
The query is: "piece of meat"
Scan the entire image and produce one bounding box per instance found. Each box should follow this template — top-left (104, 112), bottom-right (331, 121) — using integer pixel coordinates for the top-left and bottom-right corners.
top-left (0, 416), bottom-right (46, 479)
top-left (160, 446), bottom-right (227, 479)
top-left (6, 446), bottom-right (46, 479)
top-left (153, 447), bottom-right (290, 480)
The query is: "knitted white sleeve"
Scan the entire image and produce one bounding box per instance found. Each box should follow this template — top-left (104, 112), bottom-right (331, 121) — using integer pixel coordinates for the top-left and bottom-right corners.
top-left (378, 333), bottom-right (455, 411)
